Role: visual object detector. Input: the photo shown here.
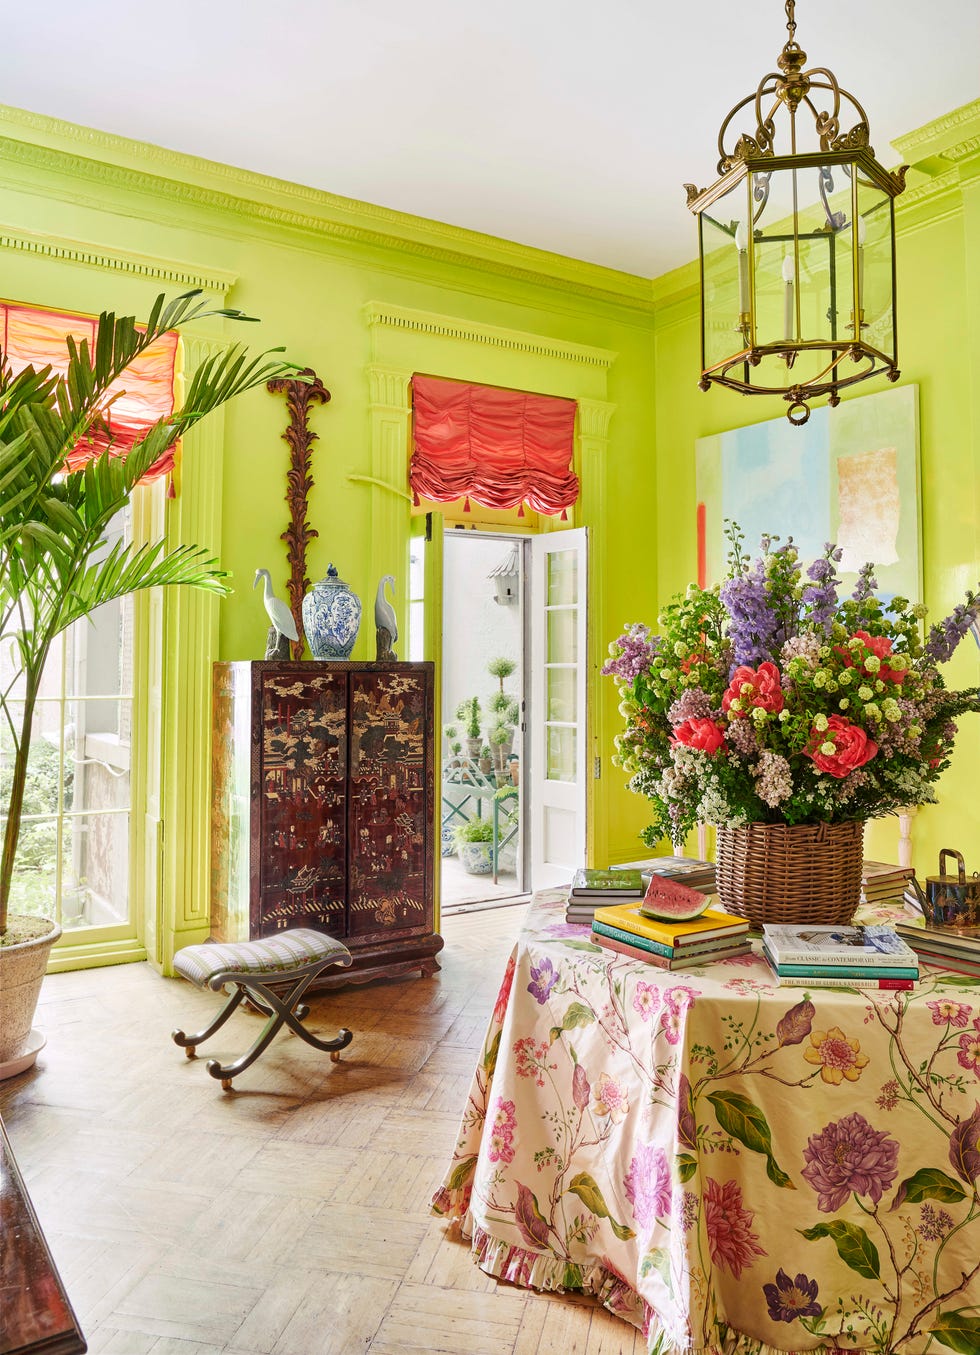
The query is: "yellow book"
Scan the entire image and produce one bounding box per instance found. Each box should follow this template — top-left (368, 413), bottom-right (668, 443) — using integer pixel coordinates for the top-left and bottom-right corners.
top-left (593, 901), bottom-right (749, 947)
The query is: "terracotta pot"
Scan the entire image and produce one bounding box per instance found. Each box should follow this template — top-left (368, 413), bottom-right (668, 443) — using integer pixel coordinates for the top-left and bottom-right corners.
top-left (0, 918), bottom-right (61, 1069)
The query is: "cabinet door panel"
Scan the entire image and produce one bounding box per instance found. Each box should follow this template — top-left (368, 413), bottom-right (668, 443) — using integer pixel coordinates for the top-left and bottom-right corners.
top-left (253, 668), bottom-right (348, 937)
top-left (347, 669), bottom-right (429, 938)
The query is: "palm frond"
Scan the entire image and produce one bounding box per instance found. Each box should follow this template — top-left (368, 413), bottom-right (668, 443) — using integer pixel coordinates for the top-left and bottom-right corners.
top-left (56, 540), bottom-right (229, 635)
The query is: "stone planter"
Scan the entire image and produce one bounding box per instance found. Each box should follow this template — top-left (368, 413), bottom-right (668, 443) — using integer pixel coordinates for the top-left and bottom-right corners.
top-left (0, 918), bottom-right (61, 1074)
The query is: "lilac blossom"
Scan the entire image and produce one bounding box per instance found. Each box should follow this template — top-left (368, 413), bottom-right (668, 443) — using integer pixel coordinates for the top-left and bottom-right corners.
top-left (753, 751), bottom-right (793, 806)
top-left (667, 688), bottom-right (714, 725)
top-left (725, 717), bottom-right (760, 758)
top-left (601, 623), bottom-right (661, 681)
top-left (925, 591), bottom-right (980, 663)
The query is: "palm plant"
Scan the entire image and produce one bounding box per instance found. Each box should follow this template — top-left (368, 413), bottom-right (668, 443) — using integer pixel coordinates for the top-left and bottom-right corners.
top-left (0, 291), bottom-right (297, 935)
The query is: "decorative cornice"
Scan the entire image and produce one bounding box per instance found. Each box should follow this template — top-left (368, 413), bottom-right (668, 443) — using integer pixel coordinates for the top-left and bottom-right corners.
top-left (0, 105), bottom-right (653, 313)
top-left (892, 100), bottom-right (980, 159)
top-left (365, 302), bottom-right (618, 370)
top-left (942, 137), bottom-right (980, 164)
top-left (0, 224), bottom-right (237, 293)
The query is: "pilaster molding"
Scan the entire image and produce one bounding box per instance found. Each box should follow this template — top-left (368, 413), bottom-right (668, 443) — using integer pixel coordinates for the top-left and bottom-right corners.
top-left (158, 334), bottom-right (228, 971)
top-left (577, 399), bottom-right (617, 441)
top-left (0, 225), bottom-right (237, 294)
top-left (366, 302), bottom-right (618, 369)
top-left (367, 364), bottom-right (413, 412)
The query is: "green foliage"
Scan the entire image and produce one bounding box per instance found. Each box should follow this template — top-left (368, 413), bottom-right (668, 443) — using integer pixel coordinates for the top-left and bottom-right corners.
top-left (0, 290), bottom-right (299, 931)
top-left (480, 745), bottom-right (492, 760)
top-left (488, 655), bottom-right (516, 682)
top-left (442, 723), bottom-right (458, 741)
top-left (453, 816), bottom-right (494, 845)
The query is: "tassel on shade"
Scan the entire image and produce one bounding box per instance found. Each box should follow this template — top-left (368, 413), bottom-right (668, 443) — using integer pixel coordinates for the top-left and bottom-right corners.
top-left (560, 508), bottom-right (568, 521)
top-left (413, 489), bottom-right (420, 506)
top-left (463, 496), bottom-right (471, 513)
top-left (517, 501), bottom-right (525, 518)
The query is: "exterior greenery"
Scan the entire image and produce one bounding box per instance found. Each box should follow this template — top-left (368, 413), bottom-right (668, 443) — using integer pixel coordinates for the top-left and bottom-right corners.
top-left (0, 292), bottom-right (296, 935)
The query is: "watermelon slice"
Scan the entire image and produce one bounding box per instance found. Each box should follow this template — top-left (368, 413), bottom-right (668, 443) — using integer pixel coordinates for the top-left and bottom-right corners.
top-left (642, 874), bottom-right (710, 921)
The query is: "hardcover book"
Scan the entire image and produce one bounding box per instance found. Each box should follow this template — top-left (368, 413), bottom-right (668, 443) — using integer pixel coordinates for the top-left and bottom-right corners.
top-left (761, 945), bottom-right (917, 980)
top-left (763, 924), bottom-right (918, 967)
top-left (769, 972), bottom-right (915, 991)
top-left (594, 901), bottom-right (748, 946)
top-left (593, 918), bottom-right (749, 960)
top-left (569, 868), bottom-right (645, 898)
top-left (594, 931), bottom-right (752, 970)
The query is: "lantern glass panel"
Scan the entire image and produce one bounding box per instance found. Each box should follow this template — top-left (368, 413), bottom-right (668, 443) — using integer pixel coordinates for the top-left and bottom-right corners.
top-left (859, 178), bottom-right (895, 363)
top-left (700, 178), bottom-right (749, 373)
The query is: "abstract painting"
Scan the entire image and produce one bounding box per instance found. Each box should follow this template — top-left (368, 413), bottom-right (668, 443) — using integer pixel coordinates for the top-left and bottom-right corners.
top-left (696, 385), bottom-right (920, 601)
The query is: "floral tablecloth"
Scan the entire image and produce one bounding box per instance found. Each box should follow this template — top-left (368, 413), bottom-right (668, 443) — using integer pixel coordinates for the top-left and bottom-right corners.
top-left (432, 890), bottom-right (980, 1354)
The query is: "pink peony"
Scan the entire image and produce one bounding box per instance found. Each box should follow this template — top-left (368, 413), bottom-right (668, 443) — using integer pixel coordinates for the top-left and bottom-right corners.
top-left (672, 717), bottom-right (725, 755)
top-left (624, 1143), bottom-right (672, 1229)
top-left (804, 714), bottom-right (878, 778)
top-left (722, 661), bottom-right (785, 716)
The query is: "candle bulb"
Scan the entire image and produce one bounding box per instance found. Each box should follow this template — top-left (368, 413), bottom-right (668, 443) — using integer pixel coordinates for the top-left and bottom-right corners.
top-left (782, 255), bottom-right (795, 342)
top-left (735, 222), bottom-right (749, 321)
top-left (856, 216), bottom-right (866, 320)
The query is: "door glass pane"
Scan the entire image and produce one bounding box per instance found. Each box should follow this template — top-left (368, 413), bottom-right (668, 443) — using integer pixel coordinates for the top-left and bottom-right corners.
top-left (547, 550), bottom-right (576, 605)
top-left (60, 813), bottom-right (130, 929)
top-left (547, 609), bottom-right (577, 663)
top-left (546, 726), bottom-right (576, 782)
top-left (546, 667), bottom-right (576, 723)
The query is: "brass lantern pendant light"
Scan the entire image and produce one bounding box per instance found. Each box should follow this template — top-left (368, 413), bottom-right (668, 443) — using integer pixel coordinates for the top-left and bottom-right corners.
top-left (685, 0), bottom-right (908, 425)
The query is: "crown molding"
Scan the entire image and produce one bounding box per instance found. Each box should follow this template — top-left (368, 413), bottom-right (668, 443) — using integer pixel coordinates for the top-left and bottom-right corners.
top-left (0, 105), bottom-right (654, 313)
top-left (0, 224), bottom-right (237, 294)
top-left (892, 100), bottom-right (980, 161)
top-left (365, 302), bottom-right (618, 370)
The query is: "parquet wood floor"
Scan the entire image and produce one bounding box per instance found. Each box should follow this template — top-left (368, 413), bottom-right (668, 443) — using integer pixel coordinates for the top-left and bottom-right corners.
top-left (0, 904), bottom-right (646, 1355)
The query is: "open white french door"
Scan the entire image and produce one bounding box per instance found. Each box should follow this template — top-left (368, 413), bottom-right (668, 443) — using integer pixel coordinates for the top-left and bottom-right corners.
top-left (528, 528), bottom-right (588, 890)
top-left (409, 512), bottom-right (444, 921)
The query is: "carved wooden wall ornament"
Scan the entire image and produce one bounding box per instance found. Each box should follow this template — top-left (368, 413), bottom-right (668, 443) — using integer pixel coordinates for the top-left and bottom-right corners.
top-left (267, 368), bottom-right (331, 659)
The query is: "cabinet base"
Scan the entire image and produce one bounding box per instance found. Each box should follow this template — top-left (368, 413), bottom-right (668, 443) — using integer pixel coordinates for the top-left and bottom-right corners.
top-left (308, 933), bottom-right (445, 990)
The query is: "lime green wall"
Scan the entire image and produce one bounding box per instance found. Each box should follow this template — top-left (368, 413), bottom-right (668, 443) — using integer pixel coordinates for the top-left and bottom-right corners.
top-left (629, 101), bottom-right (980, 880)
top-left (0, 103), bottom-right (657, 882)
top-left (1, 98), bottom-right (976, 888)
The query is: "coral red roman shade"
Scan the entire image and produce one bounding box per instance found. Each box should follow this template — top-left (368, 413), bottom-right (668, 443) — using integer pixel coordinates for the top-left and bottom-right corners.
top-left (410, 375), bottom-right (578, 516)
top-left (1, 303), bottom-right (179, 481)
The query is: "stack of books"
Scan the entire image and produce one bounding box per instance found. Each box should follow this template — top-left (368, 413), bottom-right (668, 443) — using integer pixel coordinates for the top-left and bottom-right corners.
top-left (762, 924), bottom-right (920, 990)
top-left (893, 921), bottom-right (980, 979)
top-left (861, 860), bottom-right (915, 908)
top-left (612, 855), bottom-right (716, 894)
top-left (591, 901), bottom-right (751, 970)
top-left (566, 869), bottom-right (645, 923)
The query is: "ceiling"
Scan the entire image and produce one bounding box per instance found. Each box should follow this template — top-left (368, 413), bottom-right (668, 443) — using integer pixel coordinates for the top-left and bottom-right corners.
top-left (4, 1), bottom-right (978, 279)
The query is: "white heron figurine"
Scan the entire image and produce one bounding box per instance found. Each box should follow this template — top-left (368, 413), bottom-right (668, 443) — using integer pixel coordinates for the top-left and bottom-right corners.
top-left (254, 568), bottom-right (298, 659)
top-left (374, 574), bottom-right (398, 661)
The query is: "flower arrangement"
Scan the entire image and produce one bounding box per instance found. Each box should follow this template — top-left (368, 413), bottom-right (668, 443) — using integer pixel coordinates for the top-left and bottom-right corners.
top-left (603, 524), bottom-right (980, 846)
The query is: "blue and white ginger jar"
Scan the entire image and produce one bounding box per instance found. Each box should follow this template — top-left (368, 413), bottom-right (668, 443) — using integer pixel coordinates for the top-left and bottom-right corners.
top-left (302, 563), bottom-right (362, 660)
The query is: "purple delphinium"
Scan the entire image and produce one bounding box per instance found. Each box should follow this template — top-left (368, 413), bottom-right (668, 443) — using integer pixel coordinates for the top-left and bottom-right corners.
top-left (601, 623), bottom-right (662, 681)
top-left (763, 1269), bottom-right (822, 1323)
top-left (720, 565), bottom-right (779, 666)
top-left (925, 591), bottom-right (980, 663)
top-left (852, 561), bottom-right (879, 602)
top-left (802, 544), bottom-right (843, 631)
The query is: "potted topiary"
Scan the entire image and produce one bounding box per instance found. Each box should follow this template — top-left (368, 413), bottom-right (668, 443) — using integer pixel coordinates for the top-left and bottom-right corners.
top-left (456, 697), bottom-right (483, 760)
top-left (0, 291), bottom-right (296, 1076)
top-left (452, 816), bottom-right (495, 875)
top-left (478, 745), bottom-right (494, 777)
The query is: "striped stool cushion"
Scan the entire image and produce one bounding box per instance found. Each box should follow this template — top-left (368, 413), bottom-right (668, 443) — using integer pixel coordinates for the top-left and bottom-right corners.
top-left (174, 929), bottom-right (351, 988)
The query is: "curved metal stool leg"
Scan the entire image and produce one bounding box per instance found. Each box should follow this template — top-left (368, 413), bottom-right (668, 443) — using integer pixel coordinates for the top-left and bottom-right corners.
top-left (199, 959), bottom-right (355, 1089)
top-left (172, 987), bottom-right (247, 1058)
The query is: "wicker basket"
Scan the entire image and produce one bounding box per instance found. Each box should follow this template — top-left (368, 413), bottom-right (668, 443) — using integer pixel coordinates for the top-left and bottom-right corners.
top-left (715, 820), bottom-right (865, 928)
